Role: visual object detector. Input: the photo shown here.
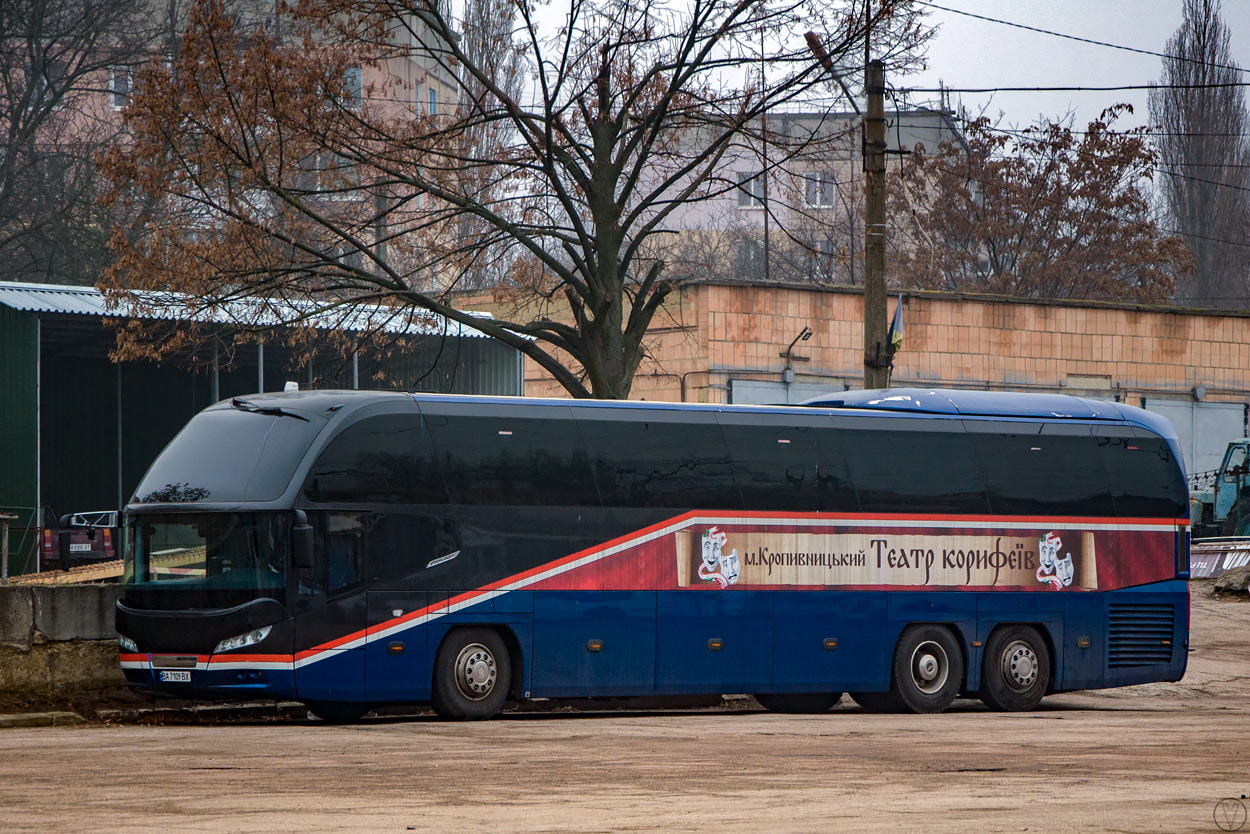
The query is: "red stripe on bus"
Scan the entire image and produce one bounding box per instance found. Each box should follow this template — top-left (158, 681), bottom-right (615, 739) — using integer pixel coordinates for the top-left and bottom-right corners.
top-left (207, 653), bottom-right (292, 664)
top-left (297, 511), bottom-right (1189, 663)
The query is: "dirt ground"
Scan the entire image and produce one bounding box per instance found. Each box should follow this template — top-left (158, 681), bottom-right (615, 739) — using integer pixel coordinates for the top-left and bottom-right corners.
top-left (1, 582), bottom-right (1247, 834)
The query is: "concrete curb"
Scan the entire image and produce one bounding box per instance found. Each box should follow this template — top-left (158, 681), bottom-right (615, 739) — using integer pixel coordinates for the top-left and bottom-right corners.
top-left (0, 711), bottom-right (85, 728)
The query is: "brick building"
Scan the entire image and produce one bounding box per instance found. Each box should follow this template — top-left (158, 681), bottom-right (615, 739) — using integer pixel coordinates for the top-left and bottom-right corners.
top-left (509, 279), bottom-right (1250, 474)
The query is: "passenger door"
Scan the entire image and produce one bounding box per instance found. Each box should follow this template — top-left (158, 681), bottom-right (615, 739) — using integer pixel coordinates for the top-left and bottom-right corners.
top-left (293, 511), bottom-right (367, 703)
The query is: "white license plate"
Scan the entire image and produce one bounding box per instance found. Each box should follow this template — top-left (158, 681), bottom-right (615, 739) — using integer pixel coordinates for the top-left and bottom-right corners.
top-left (159, 670), bottom-right (191, 683)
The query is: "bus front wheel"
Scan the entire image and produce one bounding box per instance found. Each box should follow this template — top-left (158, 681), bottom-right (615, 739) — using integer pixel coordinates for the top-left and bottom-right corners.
top-left (754, 693), bottom-right (842, 713)
top-left (892, 625), bottom-right (963, 714)
top-left (979, 626), bottom-right (1051, 712)
top-left (431, 627), bottom-right (512, 720)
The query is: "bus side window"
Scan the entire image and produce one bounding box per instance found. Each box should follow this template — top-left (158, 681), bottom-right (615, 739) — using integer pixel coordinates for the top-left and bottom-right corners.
top-left (301, 512), bottom-right (364, 596)
top-left (717, 416), bottom-right (858, 512)
top-left (840, 422), bottom-right (990, 514)
top-left (422, 413), bottom-right (599, 507)
top-left (971, 426), bottom-right (1115, 517)
top-left (578, 417), bottom-right (742, 510)
top-left (303, 413), bottom-right (449, 505)
top-left (368, 513), bottom-right (460, 585)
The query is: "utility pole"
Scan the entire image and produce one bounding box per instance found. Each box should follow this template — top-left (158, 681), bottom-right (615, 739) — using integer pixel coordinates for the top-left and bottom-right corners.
top-left (862, 59), bottom-right (889, 389)
top-left (805, 29), bottom-right (891, 389)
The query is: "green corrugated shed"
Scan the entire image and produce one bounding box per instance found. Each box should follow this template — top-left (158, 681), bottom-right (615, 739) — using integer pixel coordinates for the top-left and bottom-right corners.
top-left (0, 281), bottom-right (522, 576)
top-left (0, 305), bottom-right (40, 572)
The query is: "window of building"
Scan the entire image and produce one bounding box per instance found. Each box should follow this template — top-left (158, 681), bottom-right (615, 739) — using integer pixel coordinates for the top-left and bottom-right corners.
top-left (344, 66), bottom-right (362, 109)
top-left (27, 57), bottom-right (67, 111)
top-left (299, 151), bottom-right (362, 200)
top-left (803, 170), bottom-right (836, 208)
top-left (734, 238), bottom-right (765, 279)
top-left (804, 239), bottom-right (837, 282)
top-left (428, 87), bottom-right (437, 115)
top-left (109, 66), bottom-right (132, 110)
top-left (736, 171), bottom-right (764, 208)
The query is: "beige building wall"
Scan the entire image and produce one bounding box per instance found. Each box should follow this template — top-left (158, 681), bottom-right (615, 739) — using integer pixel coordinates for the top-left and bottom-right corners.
top-left (511, 281), bottom-right (1250, 412)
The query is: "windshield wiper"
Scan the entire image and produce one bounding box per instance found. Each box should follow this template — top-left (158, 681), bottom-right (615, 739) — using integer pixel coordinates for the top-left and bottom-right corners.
top-left (231, 398), bottom-right (310, 421)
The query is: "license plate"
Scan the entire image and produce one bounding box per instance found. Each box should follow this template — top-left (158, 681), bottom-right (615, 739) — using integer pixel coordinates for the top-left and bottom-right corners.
top-left (159, 670), bottom-right (191, 683)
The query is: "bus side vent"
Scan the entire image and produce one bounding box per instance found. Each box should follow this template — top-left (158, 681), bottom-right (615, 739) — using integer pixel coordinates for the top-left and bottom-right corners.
top-left (1107, 603), bottom-right (1175, 668)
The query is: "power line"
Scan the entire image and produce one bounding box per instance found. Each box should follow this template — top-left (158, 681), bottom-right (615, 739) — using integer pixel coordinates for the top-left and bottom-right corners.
top-left (977, 123), bottom-right (1250, 193)
top-left (915, 1), bottom-right (1248, 76)
top-left (906, 82), bottom-right (1250, 94)
top-left (895, 119), bottom-right (1250, 142)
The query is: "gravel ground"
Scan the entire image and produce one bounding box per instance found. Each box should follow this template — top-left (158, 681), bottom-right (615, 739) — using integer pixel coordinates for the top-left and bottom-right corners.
top-left (0, 581), bottom-right (1246, 833)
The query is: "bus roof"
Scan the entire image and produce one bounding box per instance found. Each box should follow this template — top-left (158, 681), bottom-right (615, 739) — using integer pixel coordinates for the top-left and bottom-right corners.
top-left (800, 388), bottom-right (1125, 420)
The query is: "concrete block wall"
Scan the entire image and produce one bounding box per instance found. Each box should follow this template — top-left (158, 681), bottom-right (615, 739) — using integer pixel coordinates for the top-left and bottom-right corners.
top-left (0, 585), bottom-right (121, 649)
top-left (0, 585), bottom-right (124, 695)
top-left (500, 281), bottom-right (1250, 406)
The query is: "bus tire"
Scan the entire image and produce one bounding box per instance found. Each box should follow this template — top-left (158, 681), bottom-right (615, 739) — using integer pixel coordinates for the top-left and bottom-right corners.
top-left (979, 625), bottom-right (1051, 712)
top-left (305, 701), bottom-right (370, 723)
top-left (431, 627), bottom-right (511, 720)
top-left (755, 693), bottom-right (841, 713)
top-left (892, 625), bottom-right (963, 714)
top-left (848, 691), bottom-right (904, 713)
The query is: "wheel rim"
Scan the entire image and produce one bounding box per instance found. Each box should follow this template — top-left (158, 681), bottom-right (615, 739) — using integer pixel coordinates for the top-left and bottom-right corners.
top-left (1001, 640), bottom-right (1039, 691)
top-left (453, 643), bottom-right (498, 701)
top-left (909, 640), bottom-right (949, 695)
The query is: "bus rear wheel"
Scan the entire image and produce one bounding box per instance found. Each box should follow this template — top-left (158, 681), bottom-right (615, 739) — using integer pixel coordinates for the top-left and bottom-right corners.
top-left (979, 626), bottom-right (1051, 712)
top-left (892, 625), bottom-right (963, 714)
top-left (754, 693), bottom-right (842, 713)
top-left (431, 627), bottom-right (511, 721)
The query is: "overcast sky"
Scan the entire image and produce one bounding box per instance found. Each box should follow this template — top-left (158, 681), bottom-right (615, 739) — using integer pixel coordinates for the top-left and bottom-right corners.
top-left (901, 0), bottom-right (1250, 130)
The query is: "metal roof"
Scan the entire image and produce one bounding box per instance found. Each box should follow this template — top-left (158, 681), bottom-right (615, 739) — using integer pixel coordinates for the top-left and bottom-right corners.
top-left (0, 280), bottom-right (497, 339)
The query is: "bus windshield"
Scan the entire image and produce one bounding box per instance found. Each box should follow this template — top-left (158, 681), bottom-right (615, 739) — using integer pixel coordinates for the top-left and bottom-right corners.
top-left (124, 512), bottom-right (289, 607)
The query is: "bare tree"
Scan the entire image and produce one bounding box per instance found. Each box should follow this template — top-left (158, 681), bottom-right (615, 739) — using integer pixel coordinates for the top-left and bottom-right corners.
top-left (885, 107), bottom-right (1190, 302)
top-left (1149, 0), bottom-right (1250, 308)
top-left (0, 0), bottom-right (158, 285)
top-left (100, 0), bottom-right (929, 398)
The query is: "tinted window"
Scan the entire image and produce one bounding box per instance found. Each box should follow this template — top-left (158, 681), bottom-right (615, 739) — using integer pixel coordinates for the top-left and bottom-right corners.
top-left (368, 512), bottom-right (461, 584)
top-left (300, 512), bottom-right (364, 595)
top-left (840, 418), bottom-right (990, 514)
top-left (578, 412), bottom-right (742, 509)
top-left (423, 414), bottom-right (599, 506)
top-left (135, 408), bottom-right (327, 504)
top-left (970, 423), bottom-right (1115, 517)
top-left (718, 414), bottom-right (858, 512)
top-left (304, 413), bottom-right (448, 504)
top-left (1097, 428), bottom-right (1187, 518)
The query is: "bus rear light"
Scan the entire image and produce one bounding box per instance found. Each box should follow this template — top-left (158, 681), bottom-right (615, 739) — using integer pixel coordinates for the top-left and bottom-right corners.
top-left (119, 634), bottom-right (138, 653)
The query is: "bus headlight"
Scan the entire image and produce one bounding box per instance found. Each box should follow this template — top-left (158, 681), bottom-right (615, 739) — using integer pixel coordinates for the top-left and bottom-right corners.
top-left (119, 634), bottom-right (138, 653)
top-left (214, 625), bottom-right (273, 654)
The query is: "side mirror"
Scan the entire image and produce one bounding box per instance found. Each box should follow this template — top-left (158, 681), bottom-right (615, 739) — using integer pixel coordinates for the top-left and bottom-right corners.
top-left (292, 510), bottom-right (314, 570)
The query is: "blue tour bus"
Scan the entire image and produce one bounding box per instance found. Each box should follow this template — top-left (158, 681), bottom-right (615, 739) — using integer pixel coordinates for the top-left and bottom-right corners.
top-left (117, 388), bottom-right (1190, 720)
